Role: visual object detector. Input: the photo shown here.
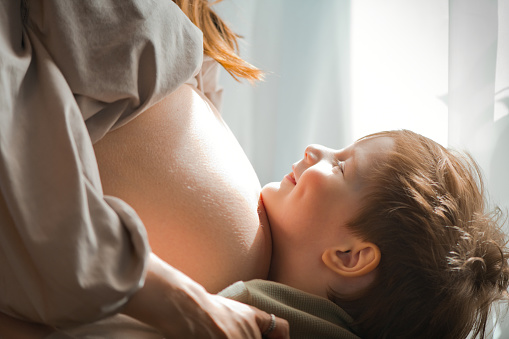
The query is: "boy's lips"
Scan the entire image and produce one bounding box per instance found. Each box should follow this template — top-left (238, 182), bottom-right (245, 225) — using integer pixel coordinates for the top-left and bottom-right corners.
top-left (284, 172), bottom-right (296, 185)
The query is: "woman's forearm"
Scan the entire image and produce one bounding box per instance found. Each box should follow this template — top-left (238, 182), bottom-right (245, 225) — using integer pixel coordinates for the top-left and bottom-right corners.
top-left (121, 253), bottom-right (207, 334)
top-left (122, 253), bottom-right (289, 339)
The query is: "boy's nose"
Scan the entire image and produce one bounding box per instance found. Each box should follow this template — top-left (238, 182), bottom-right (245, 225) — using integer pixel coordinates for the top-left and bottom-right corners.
top-left (292, 144), bottom-right (323, 182)
top-left (304, 144), bottom-right (321, 165)
top-left (292, 144), bottom-right (322, 177)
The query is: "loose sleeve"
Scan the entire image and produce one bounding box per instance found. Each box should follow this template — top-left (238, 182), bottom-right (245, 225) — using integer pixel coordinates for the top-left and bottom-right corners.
top-left (0, 0), bottom-right (202, 327)
top-left (186, 55), bottom-right (224, 112)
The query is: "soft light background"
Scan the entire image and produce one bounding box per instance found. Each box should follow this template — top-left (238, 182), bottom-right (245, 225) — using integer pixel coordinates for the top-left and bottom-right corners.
top-left (215, 0), bottom-right (508, 335)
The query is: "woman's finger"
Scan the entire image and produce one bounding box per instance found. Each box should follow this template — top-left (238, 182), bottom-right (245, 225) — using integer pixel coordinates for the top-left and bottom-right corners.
top-left (256, 310), bottom-right (290, 339)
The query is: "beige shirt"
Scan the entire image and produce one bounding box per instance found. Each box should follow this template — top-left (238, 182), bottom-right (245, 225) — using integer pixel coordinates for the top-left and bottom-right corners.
top-left (0, 0), bottom-right (202, 328)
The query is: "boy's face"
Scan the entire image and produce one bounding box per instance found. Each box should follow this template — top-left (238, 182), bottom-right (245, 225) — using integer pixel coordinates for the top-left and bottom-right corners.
top-left (261, 136), bottom-right (394, 253)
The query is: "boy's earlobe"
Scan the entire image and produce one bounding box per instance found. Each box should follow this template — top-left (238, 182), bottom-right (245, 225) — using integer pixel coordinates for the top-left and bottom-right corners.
top-left (322, 242), bottom-right (381, 277)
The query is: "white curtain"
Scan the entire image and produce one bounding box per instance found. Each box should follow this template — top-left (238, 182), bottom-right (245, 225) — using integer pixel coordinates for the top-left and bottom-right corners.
top-left (216, 0), bottom-right (352, 185)
top-left (216, 0), bottom-right (449, 185)
top-left (449, 1), bottom-right (509, 335)
top-left (449, 0), bottom-right (509, 223)
top-left (216, 0), bottom-right (509, 336)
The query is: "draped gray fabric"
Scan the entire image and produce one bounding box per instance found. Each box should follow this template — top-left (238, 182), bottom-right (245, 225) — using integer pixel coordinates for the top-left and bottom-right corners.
top-left (0, 0), bottom-right (202, 327)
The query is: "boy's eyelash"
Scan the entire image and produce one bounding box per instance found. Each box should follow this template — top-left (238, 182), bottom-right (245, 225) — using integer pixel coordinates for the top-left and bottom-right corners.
top-left (336, 160), bottom-right (345, 173)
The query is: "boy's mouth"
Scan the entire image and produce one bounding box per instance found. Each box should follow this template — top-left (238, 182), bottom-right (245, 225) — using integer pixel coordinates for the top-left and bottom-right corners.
top-left (285, 172), bottom-right (296, 185)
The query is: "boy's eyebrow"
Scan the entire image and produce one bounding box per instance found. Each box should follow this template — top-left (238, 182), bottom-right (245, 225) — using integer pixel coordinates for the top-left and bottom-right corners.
top-left (348, 150), bottom-right (357, 181)
top-left (349, 146), bottom-right (365, 186)
top-left (341, 147), bottom-right (357, 181)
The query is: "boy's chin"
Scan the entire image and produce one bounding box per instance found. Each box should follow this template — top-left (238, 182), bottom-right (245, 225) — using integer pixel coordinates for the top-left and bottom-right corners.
top-left (261, 181), bottom-right (281, 195)
top-left (260, 182), bottom-right (282, 207)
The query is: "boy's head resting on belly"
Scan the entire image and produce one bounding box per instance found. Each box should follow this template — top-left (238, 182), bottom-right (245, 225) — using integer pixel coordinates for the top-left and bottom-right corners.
top-left (261, 129), bottom-right (509, 339)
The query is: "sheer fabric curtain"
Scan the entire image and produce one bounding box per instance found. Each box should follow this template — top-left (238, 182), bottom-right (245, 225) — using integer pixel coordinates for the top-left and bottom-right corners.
top-left (216, 0), bottom-right (351, 185)
top-left (216, 0), bottom-right (448, 185)
top-left (449, 0), bottom-right (509, 223)
top-left (216, 0), bottom-right (509, 336)
top-left (449, 1), bottom-right (509, 335)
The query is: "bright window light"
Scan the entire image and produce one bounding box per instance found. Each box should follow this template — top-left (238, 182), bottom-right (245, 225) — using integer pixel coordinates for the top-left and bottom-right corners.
top-left (350, 0), bottom-right (449, 146)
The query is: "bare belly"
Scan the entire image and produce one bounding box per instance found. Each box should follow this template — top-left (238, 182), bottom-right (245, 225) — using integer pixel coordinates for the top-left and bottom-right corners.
top-left (93, 84), bottom-right (271, 293)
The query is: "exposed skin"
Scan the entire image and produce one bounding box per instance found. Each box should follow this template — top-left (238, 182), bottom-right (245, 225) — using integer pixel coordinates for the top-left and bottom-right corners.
top-left (93, 83), bottom-right (286, 338)
top-left (121, 253), bottom-right (289, 339)
top-left (262, 137), bottom-right (393, 299)
top-left (94, 84), bottom-right (272, 294)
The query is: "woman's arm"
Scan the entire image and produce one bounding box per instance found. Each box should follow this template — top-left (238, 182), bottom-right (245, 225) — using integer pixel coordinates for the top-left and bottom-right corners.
top-left (0, 254), bottom-right (290, 339)
top-left (122, 254), bottom-right (289, 339)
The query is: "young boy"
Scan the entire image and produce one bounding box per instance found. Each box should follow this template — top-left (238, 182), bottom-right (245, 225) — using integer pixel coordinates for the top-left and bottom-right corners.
top-left (220, 130), bottom-right (509, 339)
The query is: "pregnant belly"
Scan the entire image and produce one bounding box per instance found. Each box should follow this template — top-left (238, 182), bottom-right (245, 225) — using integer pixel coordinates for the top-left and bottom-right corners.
top-left (94, 84), bottom-right (271, 293)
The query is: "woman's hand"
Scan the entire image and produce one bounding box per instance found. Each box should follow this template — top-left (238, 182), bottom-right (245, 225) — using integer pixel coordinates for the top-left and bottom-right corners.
top-left (192, 293), bottom-right (289, 339)
top-left (122, 253), bottom-right (289, 339)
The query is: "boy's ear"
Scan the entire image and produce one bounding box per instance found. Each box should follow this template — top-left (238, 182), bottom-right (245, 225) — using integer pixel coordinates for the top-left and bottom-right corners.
top-left (322, 242), bottom-right (381, 278)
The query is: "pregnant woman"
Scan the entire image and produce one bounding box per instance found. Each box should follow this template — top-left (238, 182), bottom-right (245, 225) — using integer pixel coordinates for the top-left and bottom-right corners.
top-left (0, 0), bottom-right (288, 338)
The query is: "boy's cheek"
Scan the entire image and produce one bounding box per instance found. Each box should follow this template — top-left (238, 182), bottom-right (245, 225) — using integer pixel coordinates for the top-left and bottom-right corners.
top-left (261, 181), bottom-right (280, 194)
top-left (260, 183), bottom-right (282, 213)
top-left (261, 182), bottom-right (279, 202)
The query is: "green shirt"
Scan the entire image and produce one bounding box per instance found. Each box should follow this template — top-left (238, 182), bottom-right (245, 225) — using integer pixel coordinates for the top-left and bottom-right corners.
top-left (220, 280), bottom-right (361, 339)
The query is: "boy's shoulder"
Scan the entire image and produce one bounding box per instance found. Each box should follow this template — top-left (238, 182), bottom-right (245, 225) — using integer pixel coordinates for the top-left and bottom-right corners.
top-left (220, 280), bottom-right (361, 339)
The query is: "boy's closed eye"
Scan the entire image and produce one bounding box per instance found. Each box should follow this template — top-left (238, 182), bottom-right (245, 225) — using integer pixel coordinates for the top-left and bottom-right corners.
top-left (336, 160), bottom-right (345, 175)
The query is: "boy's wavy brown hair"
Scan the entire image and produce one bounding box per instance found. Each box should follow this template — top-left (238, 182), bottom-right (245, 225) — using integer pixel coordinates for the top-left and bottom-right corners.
top-left (335, 130), bottom-right (509, 338)
top-left (173, 0), bottom-right (263, 82)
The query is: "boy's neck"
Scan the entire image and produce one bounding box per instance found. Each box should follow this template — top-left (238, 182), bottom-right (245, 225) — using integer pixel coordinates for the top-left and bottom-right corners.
top-left (268, 246), bottom-right (330, 299)
top-left (268, 244), bottom-right (378, 304)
